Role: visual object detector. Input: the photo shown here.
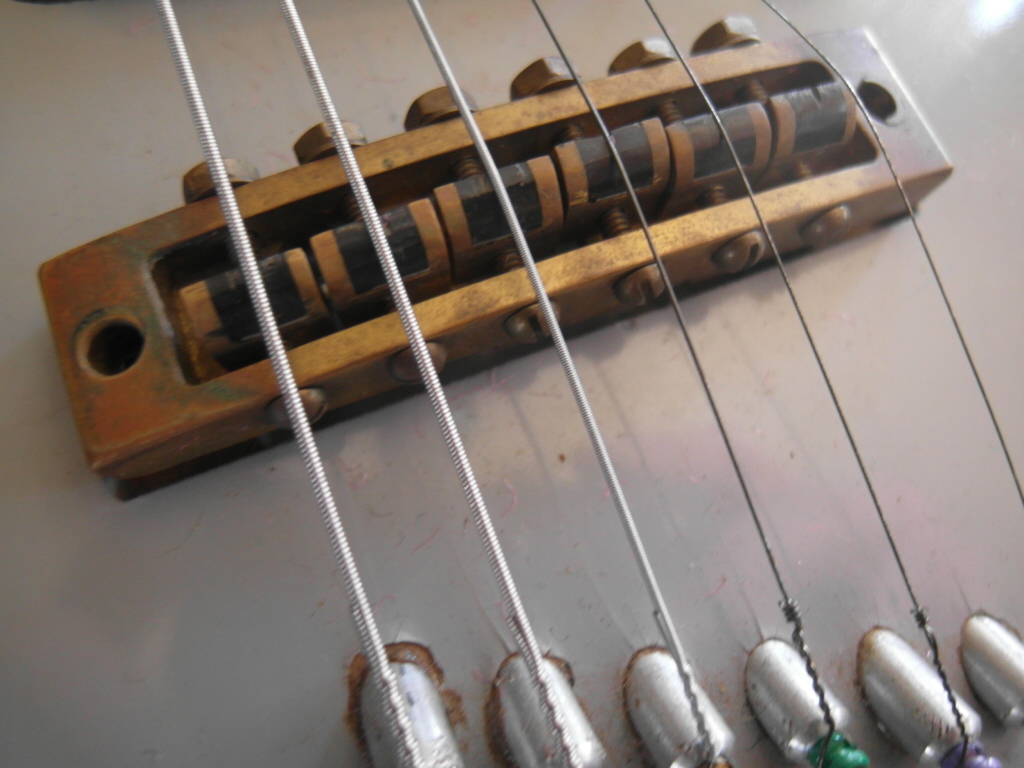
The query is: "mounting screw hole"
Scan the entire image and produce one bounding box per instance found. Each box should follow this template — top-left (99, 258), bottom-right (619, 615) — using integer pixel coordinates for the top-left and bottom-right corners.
top-left (857, 80), bottom-right (897, 122)
top-left (84, 320), bottom-right (145, 376)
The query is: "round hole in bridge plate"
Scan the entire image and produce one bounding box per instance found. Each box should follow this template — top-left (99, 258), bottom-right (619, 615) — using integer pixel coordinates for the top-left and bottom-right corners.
top-left (82, 319), bottom-right (145, 376)
top-left (857, 80), bottom-right (898, 123)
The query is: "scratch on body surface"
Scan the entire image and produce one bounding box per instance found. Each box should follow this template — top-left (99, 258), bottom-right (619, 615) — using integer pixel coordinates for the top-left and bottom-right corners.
top-left (412, 525), bottom-right (442, 554)
top-left (451, 383), bottom-right (487, 403)
top-left (371, 594), bottom-right (396, 616)
top-left (129, 17), bottom-right (155, 35)
top-left (500, 477), bottom-right (519, 517)
top-left (707, 575), bottom-right (728, 599)
top-left (489, 367), bottom-right (512, 390)
top-left (336, 456), bottom-right (372, 490)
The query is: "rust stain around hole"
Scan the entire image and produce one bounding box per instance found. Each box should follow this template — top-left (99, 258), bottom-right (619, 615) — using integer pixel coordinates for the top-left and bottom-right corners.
top-left (483, 653), bottom-right (576, 768)
top-left (622, 646), bottom-right (667, 767)
top-left (621, 646), bottom-right (738, 768)
top-left (344, 641), bottom-right (464, 757)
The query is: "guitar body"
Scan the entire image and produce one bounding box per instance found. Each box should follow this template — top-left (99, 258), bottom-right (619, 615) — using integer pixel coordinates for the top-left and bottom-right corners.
top-left (1, 1), bottom-right (1021, 766)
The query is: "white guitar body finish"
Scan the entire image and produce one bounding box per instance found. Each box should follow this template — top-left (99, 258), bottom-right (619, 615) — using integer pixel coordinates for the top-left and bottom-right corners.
top-left (1, 1), bottom-right (1022, 766)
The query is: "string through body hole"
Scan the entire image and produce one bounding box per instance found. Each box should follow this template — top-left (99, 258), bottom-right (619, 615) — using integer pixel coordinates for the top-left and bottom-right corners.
top-left (529, 0), bottom-right (838, 760)
top-left (641, 0), bottom-right (981, 754)
top-left (757, 0), bottom-right (1003, 754)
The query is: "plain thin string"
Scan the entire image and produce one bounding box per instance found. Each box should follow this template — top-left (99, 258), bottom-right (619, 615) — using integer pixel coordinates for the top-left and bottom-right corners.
top-left (277, 2), bottom-right (580, 767)
top-left (528, 1), bottom-right (835, 763)
top-left (642, 0), bottom-right (971, 752)
top-left (762, 0), bottom-right (1024, 518)
top-left (406, 0), bottom-right (721, 762)
top-left (152, 2), bottom-right (424, 766)
top-left (759, 4), bottom-right (997, 760)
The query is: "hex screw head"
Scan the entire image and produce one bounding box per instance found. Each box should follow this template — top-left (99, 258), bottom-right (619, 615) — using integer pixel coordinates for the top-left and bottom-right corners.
top-left (404, 87), bottom-right (477, 131)
top-left (182, 158), bottom-right (259, 204)
top-left (691, 17), bottom-right (760, 55)
top-left (293, 120), bottom-right (366, 165)
top-left (510, 57), bottom-right (574, 100)
top-left (609, 38), bottom-right (676, 74)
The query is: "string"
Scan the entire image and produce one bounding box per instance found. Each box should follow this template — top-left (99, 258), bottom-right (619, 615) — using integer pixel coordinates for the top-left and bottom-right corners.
top-left (757, 6), bottom-right (1011, 762)
top-left (157, 2), bottom-right (985, 763)
top-left (404, 0), bottom-right (725, 762)
top-left (151, 1), bottom-right (425, 766)
top-left (642, 0), bottom-right (971, 756)
top-left (276, 2), bottom-right (580, 766)
top-left (528, 2), bottom-right (836, 764)
top-left (761, 0), bottom-right (1024, 519)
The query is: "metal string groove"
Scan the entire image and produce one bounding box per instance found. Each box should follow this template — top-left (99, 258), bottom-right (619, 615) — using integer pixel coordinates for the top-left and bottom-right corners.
top-left (152, 2), bottom-right (424, 766)
top-left (642, 0), bottom-right (970, 753)
top-left (278, 2), bottom-right (580, 766)
top-left (529, 2), bottom-right (835, 763)
top-left (406, 0), bottom-right (720, 762)
top-left (761, 0), bottom-right (1024, 518)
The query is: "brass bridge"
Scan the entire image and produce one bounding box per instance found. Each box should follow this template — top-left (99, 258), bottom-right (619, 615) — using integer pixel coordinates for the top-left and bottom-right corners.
top-left (39, 29), bottom-right (950, 485)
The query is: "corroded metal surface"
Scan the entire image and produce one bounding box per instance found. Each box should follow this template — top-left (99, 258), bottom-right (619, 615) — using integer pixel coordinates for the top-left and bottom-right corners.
top-left (39, 30), bottom-right (949, 482)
